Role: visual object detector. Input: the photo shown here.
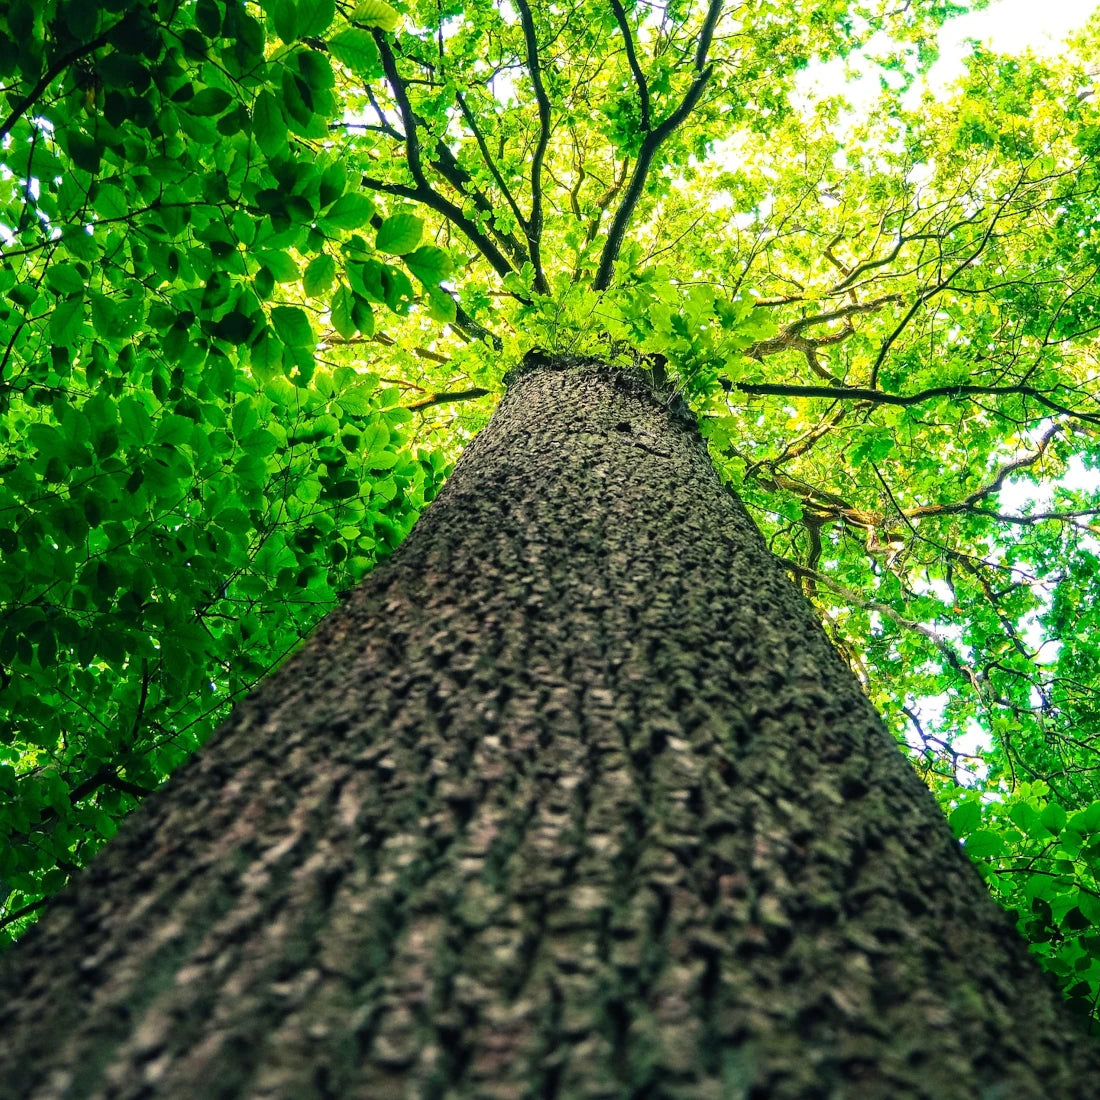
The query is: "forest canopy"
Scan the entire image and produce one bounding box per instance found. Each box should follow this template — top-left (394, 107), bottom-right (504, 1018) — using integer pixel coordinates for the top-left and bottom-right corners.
top-left (2, 0), bottom-right (1100, 1024)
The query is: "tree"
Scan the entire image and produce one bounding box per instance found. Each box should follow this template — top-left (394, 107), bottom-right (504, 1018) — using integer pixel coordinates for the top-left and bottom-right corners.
top-left (1, 352), bottom-right (1098, 1096)
top-left (2, 0), bottom-right (1100, 1087)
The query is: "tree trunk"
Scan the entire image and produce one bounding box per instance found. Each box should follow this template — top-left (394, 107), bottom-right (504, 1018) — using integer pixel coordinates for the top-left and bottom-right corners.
top-left (1, 355), bottom-right (1095, 1099)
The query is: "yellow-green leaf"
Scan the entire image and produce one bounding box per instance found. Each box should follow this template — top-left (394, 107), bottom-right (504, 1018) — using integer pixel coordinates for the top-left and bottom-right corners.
top-left (350, 0), bottom-right (401, 32)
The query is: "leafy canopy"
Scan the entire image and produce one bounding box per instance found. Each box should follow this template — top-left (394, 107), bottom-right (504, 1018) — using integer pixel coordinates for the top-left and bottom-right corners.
top-left (2, 0), bottom-right (1100, 1025)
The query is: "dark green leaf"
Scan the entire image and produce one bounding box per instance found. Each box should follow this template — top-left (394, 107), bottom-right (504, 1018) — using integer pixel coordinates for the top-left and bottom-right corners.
top-left (270, 305), bottom-right (314, 347)
top-left (304, 254), bottom-right (337, 297)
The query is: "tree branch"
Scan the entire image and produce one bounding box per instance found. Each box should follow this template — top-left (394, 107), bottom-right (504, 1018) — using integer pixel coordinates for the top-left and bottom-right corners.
top-left (744, 294), bottom-right (904, 381)
top-left (609, 0), bottom-right (651, 130)
top-left (513, 0), bottom-right (552, 295)
top-left (404, 387), bottom-right (492, 410)
top-left (453, 302), bottom-right (503, 349)
top-left (369, 34), bottom-right (519, 286)
top-left (868, 170), bottom-right (1031, 387)
top-left (732, 380), bottom-right (1100, 428)
top-left (593, 0), bottom-right (723, 291)
top-left (429, 140), bottom-right (529, 262)
top-left (0, 24), bottom-right (118, 140)
top-left (905, 423), bottom-right (1063, 519)
top-left (104, 773), bottom-right (156, 799)
top-left (456, 91), bottom-right (529, 239)
top-left (0, 898), bottom-right (47, 932)
top-left (360, 175), bottom-right (518, 286)
top-left (777, 557), bottom-right (959, 656)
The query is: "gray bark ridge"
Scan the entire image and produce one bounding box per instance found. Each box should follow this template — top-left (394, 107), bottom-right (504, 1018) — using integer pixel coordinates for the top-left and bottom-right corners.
top-left (0, 355), bottom-right (1096, 1099)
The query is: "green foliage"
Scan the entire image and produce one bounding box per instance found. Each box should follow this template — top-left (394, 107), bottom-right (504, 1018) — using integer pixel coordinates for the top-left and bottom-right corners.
top-left (2, 0), bottom-right (1100, 1034)
top-left (947, 783), bottom-right (1100, 1021)
top-left (0, 0), bottom-right (457, 944)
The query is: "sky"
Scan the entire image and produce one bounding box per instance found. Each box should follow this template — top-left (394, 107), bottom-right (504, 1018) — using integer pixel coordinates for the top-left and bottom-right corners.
top-left (929, 0), bottom-right (1100, 83)
top-left (798, 0), bottom-right (1100, 109)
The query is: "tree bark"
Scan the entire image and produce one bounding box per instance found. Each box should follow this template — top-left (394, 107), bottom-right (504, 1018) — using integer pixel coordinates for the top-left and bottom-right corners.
top-left (1, 355), bottom-right (1096, 1098)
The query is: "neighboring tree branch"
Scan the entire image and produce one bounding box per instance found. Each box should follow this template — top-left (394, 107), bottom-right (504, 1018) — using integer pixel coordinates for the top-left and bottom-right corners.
top-left (366, 84), bottom-right (405, 140)
top-left (905, 423), bottom-right (1064, 519)
top-left (868, 170), bottom-right (1030, 387)
top-left (593, 0), bottom-right (723, 291)
top-left (962, 507), bottom-right (1100, 531)
top-left (361, 175), bottom-right (518, 286)
top-left (583, 156), bottom-right (631, 248)
top-left (429, 140), bottom-right (529, 263)
top-left (777, 557), bottom-right (961, 658)
top-left (103, 773), bottom-right (156, 799)
top-left (744, 295), bottom-right (904, 382)
top-left (513, 0), bottom-right (552, 294)
top-left (453, 302), bottom-right (503, 349)
top-left (0, 898), bottom-right (47, 933)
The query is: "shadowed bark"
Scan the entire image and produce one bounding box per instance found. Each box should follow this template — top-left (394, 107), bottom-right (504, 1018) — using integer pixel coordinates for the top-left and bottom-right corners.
top-left (1, 354), bottom-right (1096, 1098)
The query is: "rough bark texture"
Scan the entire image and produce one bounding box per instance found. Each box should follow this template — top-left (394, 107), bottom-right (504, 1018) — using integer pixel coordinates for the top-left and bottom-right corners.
top-left (0, 356), bottom-right (1096, 1099)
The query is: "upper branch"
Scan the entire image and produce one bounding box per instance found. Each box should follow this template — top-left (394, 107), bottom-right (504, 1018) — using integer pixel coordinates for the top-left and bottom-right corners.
top-left (593, 0), bottom-right (723, 291)
top-left (745, 294), bottom-right (904, 380)
top-left (369, 33), bottom-right (519, 286)
top-left (609, 0), bottom-right (651, 130)
top-left (867, 170), bottom-right (1031, 387)
top-left (456, 91), bottom-right (529, 239)
top-left (904, 423), bottom-right (1064, 519)
top-left (429, 140), bottom-right (529, 262)
top-left (359, 175), bottom-right (517, 284)
top-left (513, 0), bottom-right (553, 295)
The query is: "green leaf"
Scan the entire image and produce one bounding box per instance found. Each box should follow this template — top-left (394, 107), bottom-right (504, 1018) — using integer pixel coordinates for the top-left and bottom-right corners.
top-left (1070, 801), bottom-right (1100, 834)
top-left (252, 90), bottom-right (287, 157)
top-left (376, 213), bottom-right (423, 255)
top-left (404, 244), bottom-right (453, 284)
top-left (260, 251), bottom-right (301, 284)
top-left (48, 298), bottom-right (84, 346)
top-left (188, 87), bottom-right (234, 116)
top-left (963, 831), bottom-right (1008, 859)
top-left (119, 396), bottom-right (154, 445)
top-left (270, 306), bottom-right (314, 347)
top-left (298, 0), bottom-right (336, 36)
top-left (1079, 891), bottom-right (1100, 925)
top-left (350, 0), bottom-right (401, 32)
top-left (304, 254), bottom-right (337, 297)
top-left (1041, 802), bottom-right (1068, 835)
top-left (1009, 802), bottom-right (1051, 841)
top-left (337, 384), bottom-right (377, 415)
top-left (327, 27), bottom-right (380, 75)
top-left (328, 479), bottom-right (361, 499)
top-left (270, 0), bottom-right (298, 43)
top-left (424, 285), bottom-right (457, 323)
top-left (331, 284), bottom-right (357, 338)
top-left (949, 801), bottom-right (981, 838)
top-left (323, 192), bottom-right (375, 230)
top-left (45, 264), bottom-right (86, 297)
